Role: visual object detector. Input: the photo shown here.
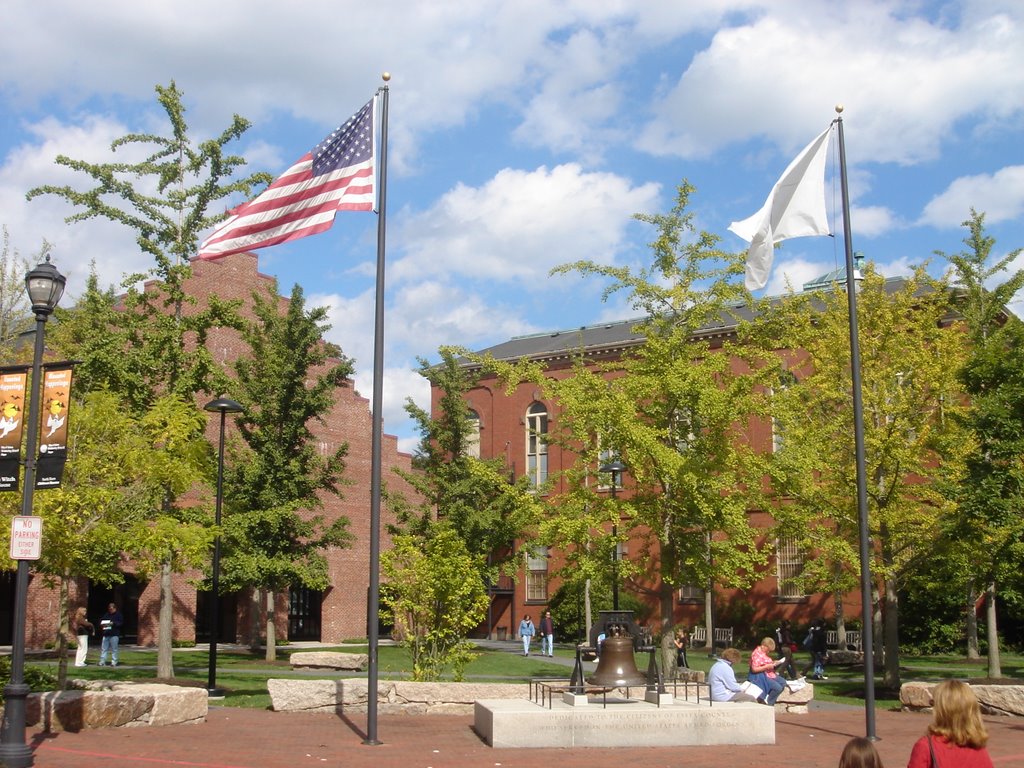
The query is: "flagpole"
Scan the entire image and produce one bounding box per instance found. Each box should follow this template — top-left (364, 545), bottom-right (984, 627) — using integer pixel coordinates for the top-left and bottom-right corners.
top-left (835, 105), bottom-right (877, 740)
top-left (364, 74), bottom-right (390, 747)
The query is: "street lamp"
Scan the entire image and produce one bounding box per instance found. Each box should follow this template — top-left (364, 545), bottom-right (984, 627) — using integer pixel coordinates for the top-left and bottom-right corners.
top-left (0, 256), bottom-right (65, 768)
top-left (599, 459), bottom-right (626, 612)
top-left (202, 397), bottom-right (243, 698)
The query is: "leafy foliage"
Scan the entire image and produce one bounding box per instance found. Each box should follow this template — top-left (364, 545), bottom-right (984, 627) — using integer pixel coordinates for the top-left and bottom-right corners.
top-left (381, 526), bottom-right (490, 681)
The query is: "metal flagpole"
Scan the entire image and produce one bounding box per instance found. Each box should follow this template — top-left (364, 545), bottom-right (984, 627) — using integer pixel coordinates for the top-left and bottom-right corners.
top-left (363, 74), bottom-right (390, 747)
top-left (834, 106), bottom-right (877, 740)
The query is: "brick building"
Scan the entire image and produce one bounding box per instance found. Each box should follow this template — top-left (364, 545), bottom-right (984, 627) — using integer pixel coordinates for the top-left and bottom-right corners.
top-left (7, 251), bottom-right (416, 647)
top-left (449, 298), bottom-right (863, 642)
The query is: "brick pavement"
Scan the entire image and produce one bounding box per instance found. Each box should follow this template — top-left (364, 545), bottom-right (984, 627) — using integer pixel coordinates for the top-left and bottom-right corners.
top-left (22, 703), bottom-right (1024, 768)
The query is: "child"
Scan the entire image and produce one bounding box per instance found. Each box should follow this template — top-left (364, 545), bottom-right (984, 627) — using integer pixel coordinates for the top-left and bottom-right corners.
top-left (838, 737), bottom-right (884, 768)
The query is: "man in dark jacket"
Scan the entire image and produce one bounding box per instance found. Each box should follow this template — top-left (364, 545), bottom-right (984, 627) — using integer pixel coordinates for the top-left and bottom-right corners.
top-left (803, 618), bottom-right (829, 680)
top-left (99, 602), bottom-right (124, 666)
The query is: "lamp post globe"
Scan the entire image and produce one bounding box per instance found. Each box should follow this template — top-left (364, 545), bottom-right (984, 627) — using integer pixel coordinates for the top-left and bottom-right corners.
top-left (0, 256), bottom-right (64, 768)
top-left (202, 397), bottom-right (243, 697)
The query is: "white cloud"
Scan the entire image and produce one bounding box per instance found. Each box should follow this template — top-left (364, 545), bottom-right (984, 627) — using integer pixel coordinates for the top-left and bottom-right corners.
top-left (638, 2), bottom-right (1024, 165)
top-left (919, 166), bottom-right (1024, 228)
top-left (393, 163), bottom-right (661, 284)
top-left (851, 205), bottom-right (900, 238)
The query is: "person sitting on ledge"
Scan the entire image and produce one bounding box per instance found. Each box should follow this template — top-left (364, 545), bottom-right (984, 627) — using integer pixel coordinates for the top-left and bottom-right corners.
top-left (708, 647), bottom-right (758, 703)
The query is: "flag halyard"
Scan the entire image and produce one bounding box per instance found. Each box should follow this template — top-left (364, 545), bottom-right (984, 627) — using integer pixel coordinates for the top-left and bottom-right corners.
top-left (197, 98), bottom-right (375, 260)
top-left (729, 126), bottom-right (832, 290)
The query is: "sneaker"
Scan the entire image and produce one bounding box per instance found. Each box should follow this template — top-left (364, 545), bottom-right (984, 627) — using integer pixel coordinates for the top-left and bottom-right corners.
top-left (819, 675), bottom-right (828, 680)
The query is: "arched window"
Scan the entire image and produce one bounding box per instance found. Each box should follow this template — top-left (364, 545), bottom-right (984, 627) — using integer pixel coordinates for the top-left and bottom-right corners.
top-left (525, 402), bottom-right (548, 487)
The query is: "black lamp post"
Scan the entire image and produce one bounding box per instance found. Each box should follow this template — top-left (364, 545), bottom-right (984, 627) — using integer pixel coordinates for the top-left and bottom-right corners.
top-left (0, 257), bottom-right (65, 768)
top-left (599, 459), bottom-right (625, 611)
top-left (202, 397), bottom-right (243, 698)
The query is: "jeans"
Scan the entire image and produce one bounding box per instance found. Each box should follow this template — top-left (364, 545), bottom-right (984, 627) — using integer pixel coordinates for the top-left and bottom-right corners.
top-left (522, 634), bottom-right (532, 654)
top-left (542, 633), bottom-right (554, 655)
top-left (747, 671), bottom-right (786, 705)
top-left (100, 635), bottom-right (119, 665)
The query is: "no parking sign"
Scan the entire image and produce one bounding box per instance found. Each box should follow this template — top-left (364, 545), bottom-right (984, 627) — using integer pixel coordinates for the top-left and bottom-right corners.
top-left (9, 516), bottom-right (42, 560)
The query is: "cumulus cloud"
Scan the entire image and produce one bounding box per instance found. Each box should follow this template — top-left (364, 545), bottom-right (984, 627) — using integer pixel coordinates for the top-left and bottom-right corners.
top-left (638, 2), bottom-right (1024, 164)
top-left (919, 166), bottom-right (1024, 228)
top-left (393, 163), bottom-right (661, 284)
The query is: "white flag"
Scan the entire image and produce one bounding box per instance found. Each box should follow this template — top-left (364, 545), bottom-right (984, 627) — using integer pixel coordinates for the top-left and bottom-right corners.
top-left (729, 127), bottom-right (832, 290)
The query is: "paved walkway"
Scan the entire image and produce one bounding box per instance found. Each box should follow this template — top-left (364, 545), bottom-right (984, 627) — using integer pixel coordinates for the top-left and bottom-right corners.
top-left (22, 703), bottom-right (1024, 768)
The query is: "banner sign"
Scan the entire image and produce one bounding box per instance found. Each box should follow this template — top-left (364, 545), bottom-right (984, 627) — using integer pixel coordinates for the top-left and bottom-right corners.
top-left (35, 366), bottom-right (73, 489)
top-left (0, 369), bottom-right (29, 492)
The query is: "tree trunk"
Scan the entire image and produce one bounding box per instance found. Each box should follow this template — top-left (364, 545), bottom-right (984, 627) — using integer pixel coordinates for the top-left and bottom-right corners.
top-left (584, 579), bottom-right (592, 643)
top-left (57, 577), bottom-right (70, 690)
top-left (882, 577), bottom-right (901, 689)
top-left (986, 582), bottom-right (1001, 678)
top-left (704, 583), bottom-right (714, 646)
top-left (965, 581), bottom-right (980, 659)
top-left (157, 559), bottom-right (174, 678)
top-left (265, 588), bottom-right (276, 662)
top-left (249, 589), bottom-right (262, 652)
top-left (659, 581), bottom-right (674, 635)
top-left (834, 592), bottom-right (846, 644)
top-left (872, 580), bottom-right (883, 671)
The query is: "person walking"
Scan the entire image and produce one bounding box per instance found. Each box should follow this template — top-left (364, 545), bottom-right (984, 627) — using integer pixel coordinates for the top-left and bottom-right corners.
top-left (539, 610), bottom-right (555, 657)
top-left (906, 679), bottom-right (994, 768)
top-left (71, 606), bottom-right (94, 667)
top-left (804, 618), bottom-right (829, 680)
top-left (99, 602), bottom-right (124, 666)
top-left (673, 626), bottom-right (689, 671)
top-left (518, 615), bottom-right (535, 656)
top-left (775, 618), bottom-right (799, 679)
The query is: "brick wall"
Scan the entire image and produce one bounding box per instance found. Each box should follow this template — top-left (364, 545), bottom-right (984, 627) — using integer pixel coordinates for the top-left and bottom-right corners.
top-left (23, 252), bottom-right (417, 647)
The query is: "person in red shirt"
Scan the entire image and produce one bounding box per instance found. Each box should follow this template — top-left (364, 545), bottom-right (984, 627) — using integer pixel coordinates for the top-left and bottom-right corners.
top-left (906, 679), bottom-right (994, 768)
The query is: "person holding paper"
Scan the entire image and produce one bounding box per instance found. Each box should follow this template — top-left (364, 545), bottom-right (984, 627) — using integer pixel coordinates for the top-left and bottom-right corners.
top-left (748, 636), bottom-right (787, 706)
top-left (708, 648), bottom-right (758, 703)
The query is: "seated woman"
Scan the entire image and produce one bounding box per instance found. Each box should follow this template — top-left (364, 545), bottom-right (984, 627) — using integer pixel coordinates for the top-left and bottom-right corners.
top-left (747, 636), bottom-right (787, 706)
top-left (707, 648), bottom-right (757, 702)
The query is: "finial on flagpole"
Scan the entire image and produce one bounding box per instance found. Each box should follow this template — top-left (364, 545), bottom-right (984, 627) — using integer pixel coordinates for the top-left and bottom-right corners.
top-left (382, 72), bottom-right (391, 82)
top-left (835, 104), bottom-right (844, 114)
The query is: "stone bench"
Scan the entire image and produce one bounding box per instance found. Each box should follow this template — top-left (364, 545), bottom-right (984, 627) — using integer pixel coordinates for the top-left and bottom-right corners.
top-left (775, 680), bottom-right (815, 713)
top-left (27, 681), bottom-right (208, 732)
top-left (289, 651), bottom-right (368, 671)
top-left (901, 681), bottom-right (1024, 717)
top-left (269, 679), bottom-right (528, 715)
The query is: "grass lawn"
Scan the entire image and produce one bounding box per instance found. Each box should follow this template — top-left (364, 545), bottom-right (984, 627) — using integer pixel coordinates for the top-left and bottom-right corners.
top-left (26, 643), bottom-right (1024, 713)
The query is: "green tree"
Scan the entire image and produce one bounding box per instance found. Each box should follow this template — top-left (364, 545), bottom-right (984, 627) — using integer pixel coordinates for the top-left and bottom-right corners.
top-left (938, 209), bottom-right (1024, 674)
top-left (390, 348), bottom-right (542, 571)
top-left (481, 183), bottom-right (768, 636)
top-left (381, 526), bottom-right (490, 681)
top-left (760, 266), bottom-right (970, 689)
top-left (30, 81), bottom-right (269, 676)
top-left (0, 227), bottom-right (39, 362)
top-left (219, 282), bottom-right (354, 661)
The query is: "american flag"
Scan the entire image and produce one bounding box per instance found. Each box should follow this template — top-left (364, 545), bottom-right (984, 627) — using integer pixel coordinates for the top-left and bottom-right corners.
top-left (197, 98), bottom-right (375, 259)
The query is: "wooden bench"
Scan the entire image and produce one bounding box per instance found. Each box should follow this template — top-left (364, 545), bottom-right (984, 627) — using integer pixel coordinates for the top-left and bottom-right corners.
top-left (689, 626), bottom-right (733, 649)
top-left (825, 630), bottom-right (862, 651)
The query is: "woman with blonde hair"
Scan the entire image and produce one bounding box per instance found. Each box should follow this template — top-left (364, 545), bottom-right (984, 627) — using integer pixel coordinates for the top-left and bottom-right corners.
top-left (907, 679), bottom-right (993, 767)
top-left (747, 636), bottom-right (786, 706)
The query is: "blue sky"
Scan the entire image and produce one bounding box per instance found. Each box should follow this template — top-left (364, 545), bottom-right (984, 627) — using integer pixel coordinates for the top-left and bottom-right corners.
top-left (2, 1), bottom-right (1022, 453)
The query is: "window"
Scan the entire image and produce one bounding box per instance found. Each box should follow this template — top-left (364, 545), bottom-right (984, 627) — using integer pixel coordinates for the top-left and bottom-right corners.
top-left (465, 409), bottom-right (481, 459)
top-left (597, 446), bottom-right (622, 489)
top-left (526, 402), bottom-right (548, 487)
top-left (526, 546), bottom-right (549, 602)
top-left (288, 586), bottom-right (323, 641)
top-left (776, 538), bottom-right (806, 600)
top-left (678, 584), bottom-right (705, 603)
top-left (771, 371), bottom-right (797, 454)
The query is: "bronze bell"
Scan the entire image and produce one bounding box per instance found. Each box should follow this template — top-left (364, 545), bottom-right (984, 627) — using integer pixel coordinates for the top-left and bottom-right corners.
top-left (589, 635), bottom-right (648, 687)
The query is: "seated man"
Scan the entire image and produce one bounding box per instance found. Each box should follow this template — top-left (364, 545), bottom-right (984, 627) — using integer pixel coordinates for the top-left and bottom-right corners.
top-left (708, 647), bottom-right (758, 703)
